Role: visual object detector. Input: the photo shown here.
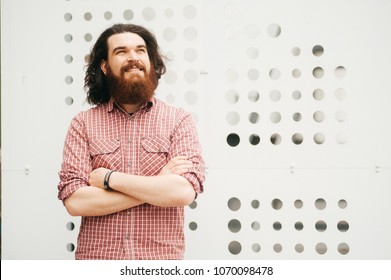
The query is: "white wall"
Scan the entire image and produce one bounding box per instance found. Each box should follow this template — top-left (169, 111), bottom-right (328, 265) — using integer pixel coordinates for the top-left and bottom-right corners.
top-left (1, 0), bottom-right (391, 259)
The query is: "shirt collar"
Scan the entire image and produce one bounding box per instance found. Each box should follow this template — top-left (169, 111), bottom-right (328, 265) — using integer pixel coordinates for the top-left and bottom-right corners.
top-left (107, 97), bottom-right (155, 113)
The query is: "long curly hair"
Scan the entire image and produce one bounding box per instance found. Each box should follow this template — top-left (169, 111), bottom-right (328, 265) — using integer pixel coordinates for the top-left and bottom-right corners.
top-left (84, 24), bottom-right (166, 105)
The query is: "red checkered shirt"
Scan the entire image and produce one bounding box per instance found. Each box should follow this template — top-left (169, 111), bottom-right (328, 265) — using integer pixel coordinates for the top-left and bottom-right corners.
top-left (58, 97), bottom-right (205, 260)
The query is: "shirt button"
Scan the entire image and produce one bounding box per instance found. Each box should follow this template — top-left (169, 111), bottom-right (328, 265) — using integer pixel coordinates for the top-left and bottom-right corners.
top-left (127, 162), bottom-right (132, 167)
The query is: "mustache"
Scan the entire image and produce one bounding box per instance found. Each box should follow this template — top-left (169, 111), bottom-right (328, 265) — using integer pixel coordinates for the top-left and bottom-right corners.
top-left (121, 60), bottom-right (146, 72)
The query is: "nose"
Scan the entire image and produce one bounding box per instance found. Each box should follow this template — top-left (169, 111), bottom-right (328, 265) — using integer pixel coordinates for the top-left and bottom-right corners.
top-left (127, 50), bottom-right (139, 62)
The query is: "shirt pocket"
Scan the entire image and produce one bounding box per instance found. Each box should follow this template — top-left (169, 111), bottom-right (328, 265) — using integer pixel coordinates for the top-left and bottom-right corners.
top-left (89, 138), bottom-right (122, 171)
top-left (140, 136), bottom-right (170, 176)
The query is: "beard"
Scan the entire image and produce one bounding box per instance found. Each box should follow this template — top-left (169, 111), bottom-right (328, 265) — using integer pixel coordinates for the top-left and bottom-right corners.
top-left (105, 61), bottom-right (157, 105)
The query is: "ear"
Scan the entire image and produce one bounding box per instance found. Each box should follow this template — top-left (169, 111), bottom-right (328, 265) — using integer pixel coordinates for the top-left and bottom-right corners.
top-left (100, 60), bottom-right (108, 75)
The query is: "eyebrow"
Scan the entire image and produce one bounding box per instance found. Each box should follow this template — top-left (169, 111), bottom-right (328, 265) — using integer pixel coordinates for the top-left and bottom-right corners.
top-left (112, 44), bottom-right (147, 54)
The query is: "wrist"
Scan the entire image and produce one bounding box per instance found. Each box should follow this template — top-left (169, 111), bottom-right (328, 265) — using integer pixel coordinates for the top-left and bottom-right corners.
top-left (103, 170), bottom-right (116, 191)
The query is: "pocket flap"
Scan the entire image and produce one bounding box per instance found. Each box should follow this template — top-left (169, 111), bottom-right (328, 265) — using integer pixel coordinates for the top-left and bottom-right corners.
top-left (141, 136), bottom-right (170, 153)
top-left (89, 138), bottom-right (120, 156)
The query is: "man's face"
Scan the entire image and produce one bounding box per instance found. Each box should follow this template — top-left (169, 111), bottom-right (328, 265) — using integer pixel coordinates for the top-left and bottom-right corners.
top-left (101, 32), bottom-right (151, 79)
top-left (101, 32), bottom-right (156, 105)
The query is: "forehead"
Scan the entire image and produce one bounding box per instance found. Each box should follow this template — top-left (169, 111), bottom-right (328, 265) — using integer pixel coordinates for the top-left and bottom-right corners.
top-left (107, 32), bottom-right (146, 51)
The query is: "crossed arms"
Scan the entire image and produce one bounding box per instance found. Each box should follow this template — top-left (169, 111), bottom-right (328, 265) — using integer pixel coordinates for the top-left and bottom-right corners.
top-left (64, 156), bottom-right (195, 217)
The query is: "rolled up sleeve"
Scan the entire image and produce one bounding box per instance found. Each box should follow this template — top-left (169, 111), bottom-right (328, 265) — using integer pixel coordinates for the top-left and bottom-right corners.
top-left (58, 113), bottom-right (92, 202)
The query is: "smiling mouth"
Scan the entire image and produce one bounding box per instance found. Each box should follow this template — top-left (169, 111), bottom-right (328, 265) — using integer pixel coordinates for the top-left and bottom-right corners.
top-left (122, 60), bottom-right (145, 73)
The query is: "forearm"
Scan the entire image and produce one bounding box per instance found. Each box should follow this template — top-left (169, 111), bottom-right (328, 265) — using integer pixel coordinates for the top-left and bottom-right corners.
top-left (64, 186), bottom-right (144, 217)
top-left (109, 173), bottom-right (196, 207)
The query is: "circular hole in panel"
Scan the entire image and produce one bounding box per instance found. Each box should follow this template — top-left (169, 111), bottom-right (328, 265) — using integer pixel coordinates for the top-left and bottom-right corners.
top-left (228, 197), bottom-right (241, 211)
top-left (252, 243), bottom-right (261, 253)
top-left (292, 68), bottom-right (301, 78)
top-left (338, 243), bottom-right (350, 255)
top-left (65, 97), bottom-right (74, 105)
top-left (184, 26), bottom-right (197, 41)
top-left (228, 219), bottom-right (241, 233)
top-left (228, 241), bottom-right (242, 255)
top-left (142, 7), bottom-right (155, 21)
top-left (313, 67), bottom-right (324, 78)
top-left (225, 68), bottom-right (239, 83)
top-left (335, 88), bottom-right (347, 100)
top-left (313, 88), bottom-right (325, 100)
top-left (84, 33), bottom-right (93, 42)
top-left (270, 112), bottom-right (281, 123)
top-left (248, 90), bottom-right (260, 102)
top-left (269, 68), bottom-right (281, 80)
top-left (251, 221), bottom-right (260, 231)
top-left (295, 221), bottom-right (304, 231)
top-left (226, 111), bottom-right (240, 126)
top-left (269, 90), bottom-right (281, 101)
top-left (270, 133), bottom-right (282, 145)
top-left (163, 27), bottom-right (177, 42)
top-left (292, 47), bottom-right (301, 56)
top-left (338, 199), bottom-right (348, 209)
top-left (189, 201), bottom-right (197, 209)
top-left (245, 24), bottom-right (261, 39)
top-left (226, 90), bottom-right (239, 104)
top-left (292, 90), bottom-right (302, 100)
top-left (104, 11), bottom-right (113, 20)
top-left (184, 91), bottom-right (198, 105)
top-left (292, 112), bottom-right (302, 122)
top-left (224, 3), bottom-right (239, 19)
top-left (336, 132), bottom-right (347, 144)
top-left (249, 134), bottom-right (260, 145)
top-left (314, 133), bottom-right (326, 144)
top-left (295, 243), bottom-right (304, 253)
top-left (335, 66), bottom-right (346, 78)
top-left (84, 54), bottom-right (91, 63)
top-left (65, 76), bottom-right (73, 85)
top-left (189, 222), bottom-right (198, 231)
top-left (184, 48), bottom-right (198, 62)
top-left (315, 242), bottom-right (328, 254)
top-left (247, 68), bottom-right (259, 81)
top-left (273, 243), bottom-right (282, 253)
top-left (247, 47), bottom-right (259, 59)
top-left (66, 243), bottom-right (75, 252)
top-left (313, 111), bottom-right (325, 122)
top-left (64, 13), bottom-right (72, 22)
top-left (337, 220), bottom-right (349, 232)
top-left (84, 12), bottom-right (92, 21)
top-left (315, 220), bottom-right (327, 232)
top-left (163, 70), bottom-right (177, 84)
top-left (184, 69), bottom-right (198, 84)
top-left (66, 222), bottom-right (75, 231)
top-left (64, 34), bottom-right (73, 43)
top-left (312, 45), bottom-right (324, 56)
top-left (294, 199), bottom-right (303, 209)
top-left (121, 10), bottom-right (134, 21)
top-left (315, 198), bottom-right (327, 210)
top-left (183, 5), bottom-right (197, 19)
top-left (65, 55), bottom-right (73, 64)
top-left (224, 24), bottom-right (240, 40)
top-left (271, 199), bottom-right (283, 210)
top-left (273, 221), bottom-right (282, 231)
top-left (335, 110), bottom-right (347, 122)
top-left (251, 200), bottom-right (260, 209)
top-left (267, 23), bottom-right (281, 38)
top-left (166, 94), bottom-right (175, 104)
top-left (165, 8), bottom-right (174, 18)
top-left (292, 133), bottom-right (303, 145)
top-left (249, 112), bottom-right (260, 124)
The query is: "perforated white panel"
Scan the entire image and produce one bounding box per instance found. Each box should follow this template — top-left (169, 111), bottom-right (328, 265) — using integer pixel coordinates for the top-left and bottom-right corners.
top-left (2, 0), bottom-right (391, 259)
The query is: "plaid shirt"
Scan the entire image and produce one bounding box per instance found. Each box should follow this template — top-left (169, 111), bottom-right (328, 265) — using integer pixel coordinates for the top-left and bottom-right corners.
top-left (58, 97), bottom-right (205, 259)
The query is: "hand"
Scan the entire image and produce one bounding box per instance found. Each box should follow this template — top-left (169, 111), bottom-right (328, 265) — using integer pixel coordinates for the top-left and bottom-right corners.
top-left (88, 167), bottom-right (111, 189)
top-left (158, 156), bottom-right (193, 176)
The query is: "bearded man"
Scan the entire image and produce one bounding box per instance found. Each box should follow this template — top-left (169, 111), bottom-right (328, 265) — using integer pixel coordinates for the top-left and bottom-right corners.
top-left (57, 24), bottom-right (205, 260)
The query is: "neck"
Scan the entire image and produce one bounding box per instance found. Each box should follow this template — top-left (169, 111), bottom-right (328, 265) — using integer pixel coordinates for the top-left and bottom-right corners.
top-left (120, 102), bottom-right (142, 114)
